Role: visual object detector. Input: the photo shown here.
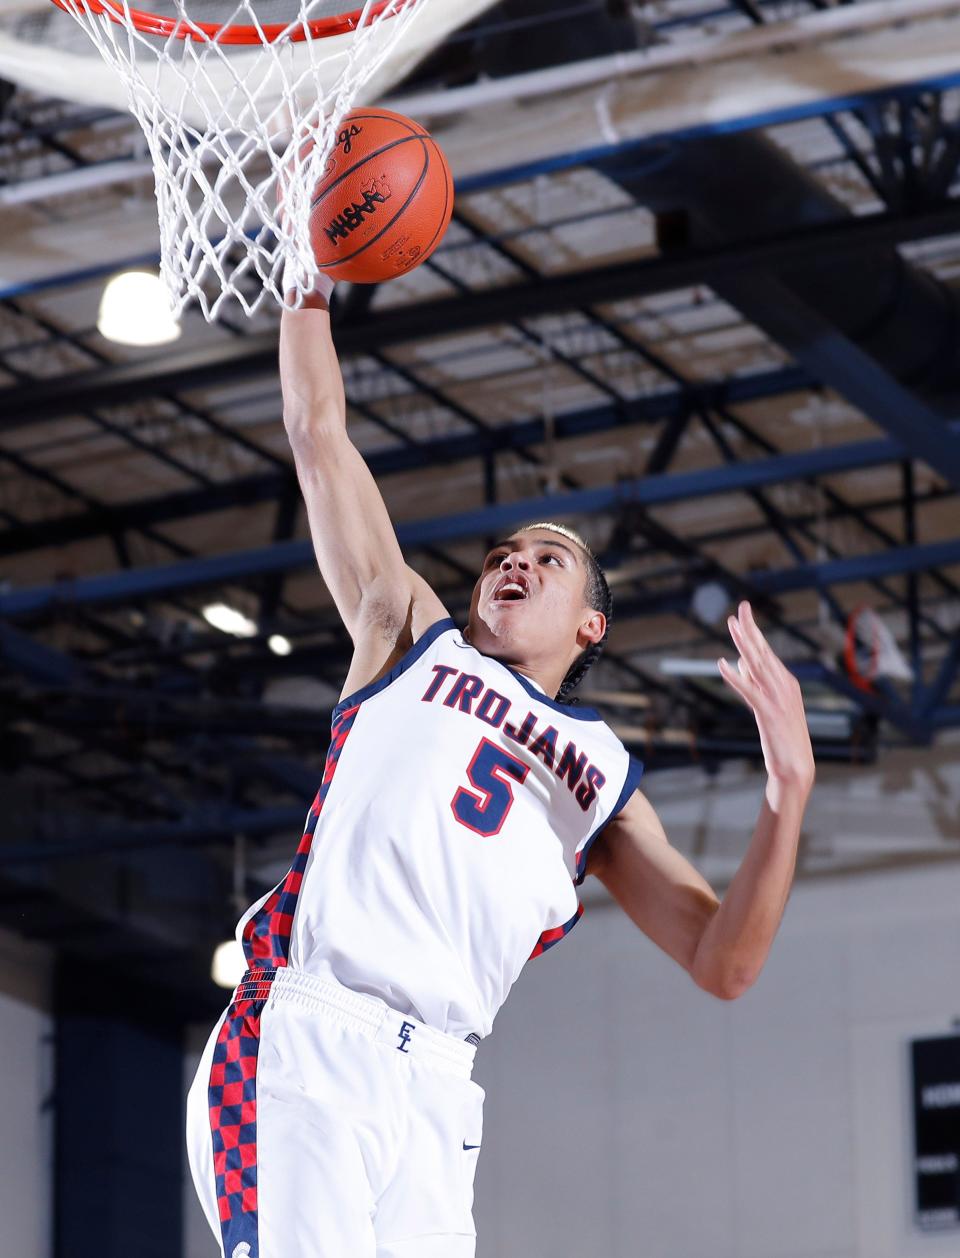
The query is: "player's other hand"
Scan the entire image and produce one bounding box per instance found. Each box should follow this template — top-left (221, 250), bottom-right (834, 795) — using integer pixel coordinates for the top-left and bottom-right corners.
top-left (718, 602), bottom-right (815, 808)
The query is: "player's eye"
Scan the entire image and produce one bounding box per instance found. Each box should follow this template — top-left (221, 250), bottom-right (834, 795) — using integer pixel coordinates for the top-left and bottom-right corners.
top-left (540, 553), bottom-right (561, 565)
top-left (487, 552), bottom-right (506, 567)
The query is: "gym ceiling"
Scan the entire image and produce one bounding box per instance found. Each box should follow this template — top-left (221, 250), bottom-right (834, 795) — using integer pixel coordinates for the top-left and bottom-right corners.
top-left (1, 0), bottom-right (959, 1013)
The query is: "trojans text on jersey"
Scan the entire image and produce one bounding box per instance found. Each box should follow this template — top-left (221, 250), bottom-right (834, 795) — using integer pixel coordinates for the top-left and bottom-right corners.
top-left (420, 663), bottom-right (607, 811)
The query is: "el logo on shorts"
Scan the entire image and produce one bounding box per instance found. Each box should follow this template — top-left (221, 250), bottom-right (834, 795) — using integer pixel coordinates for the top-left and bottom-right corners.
top-left (397, 1021), bottom-right (416, 1053)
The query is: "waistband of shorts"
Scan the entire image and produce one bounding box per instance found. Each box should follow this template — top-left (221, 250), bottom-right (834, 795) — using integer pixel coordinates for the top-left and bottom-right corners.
top-left (232, 966), bottom-right (476, 1079)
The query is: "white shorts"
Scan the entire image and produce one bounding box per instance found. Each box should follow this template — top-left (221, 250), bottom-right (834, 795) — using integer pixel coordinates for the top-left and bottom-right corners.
top-left (186, 967), bottom-right (484, 1258)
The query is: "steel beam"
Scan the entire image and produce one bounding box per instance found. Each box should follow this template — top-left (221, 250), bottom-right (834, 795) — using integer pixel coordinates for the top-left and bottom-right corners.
top-left (0, 622), bottom-right (86, 685)
top-left (4, 445), bottom-right (960, 618)
top-left (2, 204), bottom-right (960, 425)
top-left (919, 632), bottom-right (960, 716)
top-left (0, 804), bottom-right (308, 865)
top-left (715, 274), bottom-right (960, 489)
top-left (601, 134), bottom-right (960, 485)
top-left (0, 365), bottom-right (813, 560)
top-left (750, 537), bottom-right (960, 593)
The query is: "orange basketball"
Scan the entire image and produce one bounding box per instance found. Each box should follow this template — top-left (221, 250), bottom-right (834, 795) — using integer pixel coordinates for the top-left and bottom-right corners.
top-left (309, 108), bottom-right (454, 285)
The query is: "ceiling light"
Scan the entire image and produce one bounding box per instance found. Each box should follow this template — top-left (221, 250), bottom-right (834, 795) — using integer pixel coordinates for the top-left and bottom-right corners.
top-left (659, 658), bottom-right (725, 677)
top-left (97, 270), bottom-right (181, 347)
top-left (211, 939), bottom-right (247, 990)
top-left (212, 836), bottom-right (249, 989)
top-left (690, 580), bottom-right (731, 625)
top-left (202, 602), bottom-right (258, 638)
top-left (268, 634), bottom-right (293, 656)
top-left (805, 710), bottom-right (852, 739)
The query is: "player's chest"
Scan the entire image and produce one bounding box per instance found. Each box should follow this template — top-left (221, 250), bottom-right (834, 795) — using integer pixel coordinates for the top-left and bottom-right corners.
top-left (359, 661), bottom-right (613, 842)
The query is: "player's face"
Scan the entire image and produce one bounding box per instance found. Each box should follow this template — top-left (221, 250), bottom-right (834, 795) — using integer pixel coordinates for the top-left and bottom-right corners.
top-left (467, 530), bottom-right (604, 677)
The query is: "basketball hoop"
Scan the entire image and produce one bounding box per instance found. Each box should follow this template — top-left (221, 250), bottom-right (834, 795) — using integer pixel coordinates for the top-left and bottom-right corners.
top-left (44, 0), bottom-right (437, 317)
top-left (843, 605), bottom-right (914, 693)
top-left (49, 0), bottom-right (412, 44)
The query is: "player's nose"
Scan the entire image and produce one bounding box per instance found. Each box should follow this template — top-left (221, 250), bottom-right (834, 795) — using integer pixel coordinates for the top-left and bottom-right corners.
top-left (500, 552), bottom-right (530, 572)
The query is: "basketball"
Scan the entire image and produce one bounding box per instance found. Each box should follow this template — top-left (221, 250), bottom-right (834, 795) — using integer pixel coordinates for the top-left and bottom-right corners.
top-left (309, 108), bottom-right (454, 285)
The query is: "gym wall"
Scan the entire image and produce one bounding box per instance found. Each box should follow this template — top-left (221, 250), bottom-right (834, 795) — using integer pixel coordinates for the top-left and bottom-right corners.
top-left (0, 928), bottom-right (53, 1258)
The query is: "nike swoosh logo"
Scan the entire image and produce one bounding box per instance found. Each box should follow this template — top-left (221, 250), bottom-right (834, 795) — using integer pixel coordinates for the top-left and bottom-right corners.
top-left (463, 1142), bottom-right (481, 1151)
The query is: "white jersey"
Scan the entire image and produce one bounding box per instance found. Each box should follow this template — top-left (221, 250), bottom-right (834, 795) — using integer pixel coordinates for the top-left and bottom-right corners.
top-left (237, 617), bottom-right (644, 1038)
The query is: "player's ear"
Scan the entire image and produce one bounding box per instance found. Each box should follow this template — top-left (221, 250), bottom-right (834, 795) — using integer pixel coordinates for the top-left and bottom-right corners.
top-left (578, 610), bottom-right (605, 648)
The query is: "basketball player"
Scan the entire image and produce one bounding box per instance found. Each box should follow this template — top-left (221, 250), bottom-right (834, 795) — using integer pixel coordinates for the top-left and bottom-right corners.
top-left (186, 279), bottom-right (816, 1258)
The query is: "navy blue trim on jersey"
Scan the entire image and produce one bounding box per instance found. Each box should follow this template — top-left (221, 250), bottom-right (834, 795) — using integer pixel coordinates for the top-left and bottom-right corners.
top-left (500, 662), bottom-right (604, 721)
top-left (333, 617), bottom-right (456, 719)
top-left (457, 638), bottom-right (604, 721)
top-left (334, 617), bottom-right (606, 723)
top-left (574, 752), bottom-right (645, 885)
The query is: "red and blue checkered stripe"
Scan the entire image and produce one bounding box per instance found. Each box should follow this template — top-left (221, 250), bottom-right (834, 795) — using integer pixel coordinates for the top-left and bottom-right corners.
top-left (208, 969), bottom-right (277, 1258)
top-left (208, 707), bottom-right (360, 1257)
top-left (529, 901), bottom-right (584, 959)
top-left (241, 703), bottom-right (360, 970)
top-left (530, 753), bottom-right (643, 960)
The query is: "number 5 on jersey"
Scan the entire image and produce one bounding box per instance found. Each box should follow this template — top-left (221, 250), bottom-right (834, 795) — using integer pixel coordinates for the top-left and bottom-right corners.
top-left (451, 738), bottom-right (529, 837)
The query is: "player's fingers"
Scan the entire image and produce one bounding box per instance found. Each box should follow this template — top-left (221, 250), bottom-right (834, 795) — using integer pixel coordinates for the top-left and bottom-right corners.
top-left (744, 603), bottom-right (785, 670)
top-left (739, 602), bottom-right (769, 650)
top-left (718, 656), bottom-right (758, 707)
top-left (739, 602), bottom-right (796, 691)
top-left (739, 601), bottom-right (771, 654)
top-left (727, 612), bottom-right (764, 674)
top-left (738, 654), bottom-right (769, 701)
top-left (730, 604), bottom-right (778, 683)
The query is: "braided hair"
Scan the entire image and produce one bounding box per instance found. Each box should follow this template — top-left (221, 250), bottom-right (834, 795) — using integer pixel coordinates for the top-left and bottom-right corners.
top-left (517, 522), bottom-right (612, 703)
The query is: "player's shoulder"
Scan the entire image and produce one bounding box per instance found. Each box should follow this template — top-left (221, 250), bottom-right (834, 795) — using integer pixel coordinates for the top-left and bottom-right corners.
top-left (334, 611), bottom-right (458, 715)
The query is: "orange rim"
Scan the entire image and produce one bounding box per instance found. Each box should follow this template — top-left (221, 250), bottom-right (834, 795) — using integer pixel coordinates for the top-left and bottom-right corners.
top-left (49, 0), bottom-right (410, 44)
top-left (843, 605), bottom-right (879, 693)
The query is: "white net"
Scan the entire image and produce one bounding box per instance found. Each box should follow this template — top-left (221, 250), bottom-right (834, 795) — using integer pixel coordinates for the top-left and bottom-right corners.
top-left (49, 0), bottom-right (435, 318)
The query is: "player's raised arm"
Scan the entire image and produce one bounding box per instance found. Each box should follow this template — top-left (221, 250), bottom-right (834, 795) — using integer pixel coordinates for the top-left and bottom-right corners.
top-left (280, 293), bottom-right (447, 686)
top-left (586, 603), bottom-right (813, 1000)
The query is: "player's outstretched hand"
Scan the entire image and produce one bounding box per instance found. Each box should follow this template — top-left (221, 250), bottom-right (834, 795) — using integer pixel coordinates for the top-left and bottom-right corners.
top-left (718, 601), bottom-right (815, 807)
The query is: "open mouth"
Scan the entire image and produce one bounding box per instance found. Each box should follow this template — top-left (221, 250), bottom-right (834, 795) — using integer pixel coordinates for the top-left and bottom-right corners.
top-left (492, 576), bottom-right (529, 603)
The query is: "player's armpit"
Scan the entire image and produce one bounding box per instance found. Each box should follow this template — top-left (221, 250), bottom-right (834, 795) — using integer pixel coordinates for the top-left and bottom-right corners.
top-left (337, 567), bottom-right (447, 702)
top-left (585, 789), bottom-right (723, 990)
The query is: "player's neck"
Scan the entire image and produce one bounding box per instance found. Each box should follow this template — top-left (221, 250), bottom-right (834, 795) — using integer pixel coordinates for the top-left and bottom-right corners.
top-left (508, 665), bottom-right (546, 694)
top-left (467, 625), bottom-right (570, 699)
top-left (503, 661), bottom-right (566, 701)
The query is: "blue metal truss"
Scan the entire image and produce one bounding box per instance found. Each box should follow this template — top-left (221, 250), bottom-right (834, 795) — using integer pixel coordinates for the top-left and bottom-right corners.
top-left (713, 277), bottom-right (960, 491)
top-left (0, 364), bottom-right (815, 559)
top-left (2, 499), bottom-right (958, 745)
top-left (0, 621), bottom-right (85, 686)
top-left (3, 438), bottom-right (959, 618)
